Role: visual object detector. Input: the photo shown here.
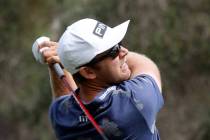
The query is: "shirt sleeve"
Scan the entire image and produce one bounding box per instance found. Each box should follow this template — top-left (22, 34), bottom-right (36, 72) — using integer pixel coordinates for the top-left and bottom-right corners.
top-left (49, 95), bottom-right (78, 129)
top-left (118, 74), bottom-right (164, 133)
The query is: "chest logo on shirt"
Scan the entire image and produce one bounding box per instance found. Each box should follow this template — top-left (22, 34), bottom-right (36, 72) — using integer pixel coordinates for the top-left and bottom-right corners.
top-left (79, 115), bottom-right (88, 123)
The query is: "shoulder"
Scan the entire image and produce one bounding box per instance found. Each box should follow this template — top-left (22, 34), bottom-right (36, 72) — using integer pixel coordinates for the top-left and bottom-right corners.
top-left (119, 74), bottom-right (161, 94)
top-left (50, 95), bottom-right (72, 111)
top-left (117, 74), bottom-right (164, 132)
top-left (49, 95), bottom-right (78, 125)
top-left (117, 74), bottom-right (164, 113)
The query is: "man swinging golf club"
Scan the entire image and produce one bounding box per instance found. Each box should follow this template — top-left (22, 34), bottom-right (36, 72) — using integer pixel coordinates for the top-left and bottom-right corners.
top-left (33, 18), bottom-right (164, 140)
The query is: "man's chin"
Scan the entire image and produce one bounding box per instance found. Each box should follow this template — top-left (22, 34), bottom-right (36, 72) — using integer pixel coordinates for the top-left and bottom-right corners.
top-left (110, 75), bottom-right (130, 85)
top-left (118, 72), bottom-right (131, 83)
top-left (122, 69), bottom-right (131, 80)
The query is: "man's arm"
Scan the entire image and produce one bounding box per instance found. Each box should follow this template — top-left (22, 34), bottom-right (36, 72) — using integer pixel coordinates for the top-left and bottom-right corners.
top-left (126, 52), bottom-right (162, 92)
top-left (48, 66), bottom-right (77, 99)
top-left (41, 41), bottom-right (77, 99)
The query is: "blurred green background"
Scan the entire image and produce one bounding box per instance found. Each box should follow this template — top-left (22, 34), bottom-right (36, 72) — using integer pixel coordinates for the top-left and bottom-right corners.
top-left (0, 0), bottom-right (210, 140)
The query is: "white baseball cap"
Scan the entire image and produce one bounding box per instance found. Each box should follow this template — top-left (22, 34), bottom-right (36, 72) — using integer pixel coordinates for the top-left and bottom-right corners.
top-left (58, 18), bottom-right (130, 74)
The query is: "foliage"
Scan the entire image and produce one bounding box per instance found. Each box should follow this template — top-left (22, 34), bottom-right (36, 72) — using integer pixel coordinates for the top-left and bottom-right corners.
top-left (0, 0), bottom-right (210, 139)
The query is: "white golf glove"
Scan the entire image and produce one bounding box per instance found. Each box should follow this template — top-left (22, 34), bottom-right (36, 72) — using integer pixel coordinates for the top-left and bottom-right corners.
top-left (32, 36), bottom-right (50, 64)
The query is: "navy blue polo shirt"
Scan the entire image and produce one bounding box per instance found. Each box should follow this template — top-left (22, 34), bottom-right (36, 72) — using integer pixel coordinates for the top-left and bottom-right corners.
top-left (49, 74), bottom-right (164, 140)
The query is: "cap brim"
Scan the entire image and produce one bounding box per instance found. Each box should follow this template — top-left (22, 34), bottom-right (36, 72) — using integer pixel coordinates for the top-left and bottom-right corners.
top-left (96, 20), bottom-right (130, 55)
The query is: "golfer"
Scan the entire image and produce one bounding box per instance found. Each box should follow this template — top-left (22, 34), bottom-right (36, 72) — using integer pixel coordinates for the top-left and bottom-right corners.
top-left (41, 18), bottom-right (164, 140)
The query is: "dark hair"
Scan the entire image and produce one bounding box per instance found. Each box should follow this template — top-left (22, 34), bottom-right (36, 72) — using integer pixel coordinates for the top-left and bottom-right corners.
top-left (73, 72), bottom-right (87, 84)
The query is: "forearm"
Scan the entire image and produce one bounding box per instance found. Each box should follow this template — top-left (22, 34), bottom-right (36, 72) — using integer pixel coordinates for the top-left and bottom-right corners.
top-left (127, 52), bottom-right (162, 91)
top-left (48, 65), bottom-right (77, 100)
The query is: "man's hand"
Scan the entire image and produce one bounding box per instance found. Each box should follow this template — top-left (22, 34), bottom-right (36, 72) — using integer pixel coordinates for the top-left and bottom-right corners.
top-left (39, 41), bottom-right (60, 66)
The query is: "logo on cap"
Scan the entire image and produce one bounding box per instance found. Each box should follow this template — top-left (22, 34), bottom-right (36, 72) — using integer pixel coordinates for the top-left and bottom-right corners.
top-left (93, 22), bottom-right (107, 38)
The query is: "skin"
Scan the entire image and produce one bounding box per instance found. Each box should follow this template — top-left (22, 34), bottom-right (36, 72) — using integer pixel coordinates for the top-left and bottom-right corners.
top-left (39, 41), bottom-right (162, 102)
top-left (78, 47), bottom-right (131, 102)
top-left (40, 41), bottom-right (77, 99)
top-left (93, 47), bottom-right (131, 84)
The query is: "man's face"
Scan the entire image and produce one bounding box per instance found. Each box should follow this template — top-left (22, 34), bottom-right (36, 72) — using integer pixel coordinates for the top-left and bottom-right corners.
top-left (93, 46), bottom-right (131, 84)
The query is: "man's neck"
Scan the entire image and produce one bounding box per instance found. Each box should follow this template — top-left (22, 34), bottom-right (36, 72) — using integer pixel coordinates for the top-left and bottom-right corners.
top-left (78, 81), bottom-right (109, 103)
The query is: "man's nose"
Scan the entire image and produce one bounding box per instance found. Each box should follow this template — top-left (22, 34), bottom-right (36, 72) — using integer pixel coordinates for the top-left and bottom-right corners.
top-left (119, 47), bottom-right (128, 59)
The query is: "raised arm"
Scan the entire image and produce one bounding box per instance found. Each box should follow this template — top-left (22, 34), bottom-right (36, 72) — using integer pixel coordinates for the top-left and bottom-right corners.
top-left (40, 41), bottom-right (77, 99)
top-left (48, 66), bottom-right (77, 99)
top-left (126, 52), bottom-right (162, 92)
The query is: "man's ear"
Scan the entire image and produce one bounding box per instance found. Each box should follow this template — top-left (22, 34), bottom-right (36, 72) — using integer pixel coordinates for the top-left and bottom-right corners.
top-left (79, 67), bottom-right (96, 79)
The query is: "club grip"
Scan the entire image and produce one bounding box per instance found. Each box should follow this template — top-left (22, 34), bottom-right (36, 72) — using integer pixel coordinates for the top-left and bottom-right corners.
top-left (53, 63), bottom-right (65, 78)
